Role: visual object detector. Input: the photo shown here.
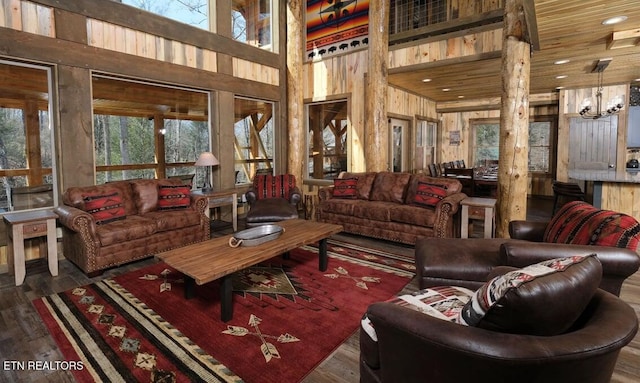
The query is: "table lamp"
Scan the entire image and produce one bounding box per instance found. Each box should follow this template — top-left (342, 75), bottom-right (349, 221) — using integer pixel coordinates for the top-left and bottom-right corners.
top-left (195, 151), bottom-right (219, 192)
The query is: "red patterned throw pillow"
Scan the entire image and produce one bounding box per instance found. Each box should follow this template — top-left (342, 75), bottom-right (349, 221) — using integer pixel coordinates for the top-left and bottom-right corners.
top-left (543, 201), bottom-right (640, 250)
top-left (413, 182), bottom-right (447, 207)
top-left (333, 178), bottom-right (358, 199)
top-left (83, 191), bottom-right (126, 224)
top-left (158, 184), bottom-right (191, 210)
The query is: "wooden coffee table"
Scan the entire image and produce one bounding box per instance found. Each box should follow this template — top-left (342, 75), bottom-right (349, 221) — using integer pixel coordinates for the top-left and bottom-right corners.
top-left (156, 219), bottom-right (343, 322)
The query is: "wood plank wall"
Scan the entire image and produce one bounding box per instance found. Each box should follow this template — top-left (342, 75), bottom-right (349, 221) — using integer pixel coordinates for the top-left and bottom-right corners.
top-left (389, 28), bottom-right (502, 68)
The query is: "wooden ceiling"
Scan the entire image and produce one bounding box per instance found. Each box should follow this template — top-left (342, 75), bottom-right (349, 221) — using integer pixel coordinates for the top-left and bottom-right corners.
top-left (388, 0), bottom-right (640, 103)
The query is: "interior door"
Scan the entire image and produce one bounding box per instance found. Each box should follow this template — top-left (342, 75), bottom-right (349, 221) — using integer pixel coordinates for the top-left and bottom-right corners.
top-left (568, 116), bottom-right (618, 171)
top-left (389, 118), bottom-right (410, 172)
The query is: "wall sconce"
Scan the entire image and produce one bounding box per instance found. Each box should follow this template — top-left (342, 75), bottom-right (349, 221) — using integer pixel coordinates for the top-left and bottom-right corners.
top-left (194, 151), bottom-right (219, 193)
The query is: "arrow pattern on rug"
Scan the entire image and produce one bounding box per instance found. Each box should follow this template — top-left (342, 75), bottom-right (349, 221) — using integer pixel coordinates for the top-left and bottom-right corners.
top-left (222, 314), bottom-right (300, 363)
top-left (139, 268), bottom-right (183, 293)
top-left (324, 266), bottom-right (381, 289)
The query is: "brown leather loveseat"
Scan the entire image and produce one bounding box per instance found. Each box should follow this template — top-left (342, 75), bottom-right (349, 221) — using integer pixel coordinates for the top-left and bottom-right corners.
top-left (316, 171), bottom-right (466, 244)
top-left (55, 178), bottom-right (210, 276)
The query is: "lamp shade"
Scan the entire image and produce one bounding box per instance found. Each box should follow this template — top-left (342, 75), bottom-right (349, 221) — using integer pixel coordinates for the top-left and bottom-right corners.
top-left (195, 151), bottom-right (219, 166)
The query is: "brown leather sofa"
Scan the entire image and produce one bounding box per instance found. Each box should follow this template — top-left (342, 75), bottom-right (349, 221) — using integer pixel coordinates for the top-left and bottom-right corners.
top-left (55, 178), bottom-right (210, 276)
top-left (316, 172), bottom-right (466, 244)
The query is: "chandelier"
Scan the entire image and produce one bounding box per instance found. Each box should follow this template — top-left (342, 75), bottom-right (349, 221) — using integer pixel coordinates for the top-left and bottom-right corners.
top-left (579, 59), bottom-right (624, 120)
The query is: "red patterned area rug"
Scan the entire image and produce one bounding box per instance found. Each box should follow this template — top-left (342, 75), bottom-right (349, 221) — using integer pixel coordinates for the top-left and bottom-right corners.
top-left (33, 240), bottom-right (414, 383)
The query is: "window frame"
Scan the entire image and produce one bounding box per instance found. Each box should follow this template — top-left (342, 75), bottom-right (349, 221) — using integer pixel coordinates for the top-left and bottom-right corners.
top-left (304, 98), bottom-right (350, 180)
top-left (470, 116), bottom-right (556, 174)
top-left (0, 59), bottom-right (58, 212)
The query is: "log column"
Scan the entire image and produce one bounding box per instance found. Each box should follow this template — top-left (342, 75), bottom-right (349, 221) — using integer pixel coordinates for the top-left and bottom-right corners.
top-left (365, 0), bottom-right (390, 172)
top-left (286, 0), bottom-right (305, 183)
top-left (497, 0), bottom-right (531, 237)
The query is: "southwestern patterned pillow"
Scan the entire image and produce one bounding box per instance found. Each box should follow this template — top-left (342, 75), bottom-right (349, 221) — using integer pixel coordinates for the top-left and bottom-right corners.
top-left (157, 184), bottom-right (191, 210)
top-left (361, 286), bottom-right (473, 342)
top-left (253, 174), bottom-right (296, 200)
top-left (82, 190), bottom-right (126, 224)
top-left (413, 181), bottom-right (448, 207)
top-left (459, 254), bottom-right (602, 336)
top-left (332, 178), bottom-right (358, 199)
top-left (543, 201), bottom-right (640, 250)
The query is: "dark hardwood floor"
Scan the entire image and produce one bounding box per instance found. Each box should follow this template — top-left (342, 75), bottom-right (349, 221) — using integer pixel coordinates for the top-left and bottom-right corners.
top-left (1, 197), bottom-right (638, 382)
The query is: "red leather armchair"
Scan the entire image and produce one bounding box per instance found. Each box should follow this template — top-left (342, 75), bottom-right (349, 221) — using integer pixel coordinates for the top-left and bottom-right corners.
top-left (244, 174), bottom-right (301, 227)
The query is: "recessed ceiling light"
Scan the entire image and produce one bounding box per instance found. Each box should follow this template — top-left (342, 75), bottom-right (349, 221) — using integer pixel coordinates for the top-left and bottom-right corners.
top-left (442, 88), bottom-right (450, 92)
top-left (458, 95), bottom-right (465, 99)
top-left (602, 16), bottom-right (627, 25)
top-left (556, 75), bottom-right (568, 79)
top-left (635, 78), bottom-right (640, 82)
top-left (422, 78), bottom-right (432, 82)
top-left (556, 86), bottom-right (565, 90)
top-left (554, 59), bottom-right (570, 65)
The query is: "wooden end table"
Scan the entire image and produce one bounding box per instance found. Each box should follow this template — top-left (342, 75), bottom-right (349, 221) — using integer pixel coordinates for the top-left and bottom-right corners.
top-left (192, 189), bottom-right (238, 232)
top-left (4, 210), bottom-right (58, 286)
top-left (157, 219), bottom-right (343, 322)
top-left (460, 197), bottom-right (496, 238)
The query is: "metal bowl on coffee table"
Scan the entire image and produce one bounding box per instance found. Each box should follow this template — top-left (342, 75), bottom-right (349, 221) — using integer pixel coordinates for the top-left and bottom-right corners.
top-left (228, 224), bottom-right (284, 247)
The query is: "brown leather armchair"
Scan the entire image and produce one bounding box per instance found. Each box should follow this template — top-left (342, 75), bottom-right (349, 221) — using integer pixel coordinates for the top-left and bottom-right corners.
top-left (360, 288), bottom-right (638, 383)
top-left (244, 174), bottom-right (301, 227)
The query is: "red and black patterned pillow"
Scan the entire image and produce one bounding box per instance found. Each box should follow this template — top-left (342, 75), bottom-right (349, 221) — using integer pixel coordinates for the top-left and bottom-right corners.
top-left (413, 182), bottom-right (448, 207)
top-left (157, 184), bottom-right (191, 210)
top-left (253, 174), bottom-right (296, 200)
top-left (458, 254), bottom-right (602, 336)
top-left (333, 178), bottom-right (358, 199)
top-left (83, 190), bottom-right (126, 224)
top-left (543, 201), bottom-right (640, 250)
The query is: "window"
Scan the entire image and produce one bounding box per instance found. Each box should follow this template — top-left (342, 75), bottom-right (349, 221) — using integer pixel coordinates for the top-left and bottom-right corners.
top-left (234, 97), bottom-right (275, 184)
top-left (119, 0), bottom-right (275, 52)
top-left (92, 76), bottom-right (210, 185)
top-left (0, 60), bottom-right (56, 212)
top-left (232, 0), bottom-right (273, 50)
top-left (305, 100), bottom-right (348, 180)
top-left (121, 0), bottom-right (209, 29)
top-left (414, 119), bottom-right (437, 170)
top-left (471, 118), bottom-right (553, 172)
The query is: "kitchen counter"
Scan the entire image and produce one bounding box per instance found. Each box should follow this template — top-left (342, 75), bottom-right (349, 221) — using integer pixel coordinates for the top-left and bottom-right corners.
top-left (569, 169), bottom-right (640, 184)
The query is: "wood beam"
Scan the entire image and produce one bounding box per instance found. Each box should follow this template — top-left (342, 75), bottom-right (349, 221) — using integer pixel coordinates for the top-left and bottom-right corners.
top-left (286, 0), bottom-right (304, 182)
top-left (497, 0), bottom-right (531, 238)
top-left (437, 93), bottom-right (558, 113)
top-left (365, 0), bottom-right (390, 172)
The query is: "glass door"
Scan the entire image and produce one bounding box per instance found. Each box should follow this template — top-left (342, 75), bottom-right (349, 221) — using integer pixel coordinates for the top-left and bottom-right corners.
top-left (389, 118), bottom-right (410, 172)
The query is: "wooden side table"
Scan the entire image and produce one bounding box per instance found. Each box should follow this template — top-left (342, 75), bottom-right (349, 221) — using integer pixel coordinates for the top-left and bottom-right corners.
top-left (460, 197), bottom-right (496, 239)
top-left (4, 210), bottom-right (58, 286)
top-left (193, 189), bottom-right (238, 232)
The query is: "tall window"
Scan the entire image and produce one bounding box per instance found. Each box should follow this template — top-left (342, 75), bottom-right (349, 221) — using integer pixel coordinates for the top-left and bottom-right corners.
top-left (471, 118), bottom-right (554, 172)
top-left (415, 119), bottom-right (437, 170)
top-left (305, 100), bottom-right (348, 180)
top-left (92, 76), bottom-right (210, 185)
top-left (0, 60), bottom-right (56, 212)
top-left (234, 97), bottom-right (275, 184)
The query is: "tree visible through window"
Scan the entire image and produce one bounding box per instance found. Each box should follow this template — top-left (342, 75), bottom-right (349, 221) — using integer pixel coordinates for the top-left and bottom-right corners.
top-left (92, 76), bottom-right (210, 185)
top-left (306, 100), bottom-right (348, 179)
top-left (472, 119), bottom-right (553, 172)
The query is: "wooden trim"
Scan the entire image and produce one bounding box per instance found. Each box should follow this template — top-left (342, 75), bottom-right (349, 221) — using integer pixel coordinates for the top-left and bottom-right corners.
top-left (389, 51), bottom-right (502, 75)
top-left (30, 0), bottom-right (280, 69)
top-left (437, 93), bottom-right (559, 113)
top-left (0, 27), bottom-right (280, 100)
top-left (53, 9), bottom-right (86, 44)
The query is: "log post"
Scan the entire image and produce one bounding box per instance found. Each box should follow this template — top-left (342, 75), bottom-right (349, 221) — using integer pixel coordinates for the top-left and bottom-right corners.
top-left (286, 0), bottom-right (305, 183)
top-left (365, 0), bottom-right (390, 172)
top-left (497, 0), bottom-right (531, 237)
